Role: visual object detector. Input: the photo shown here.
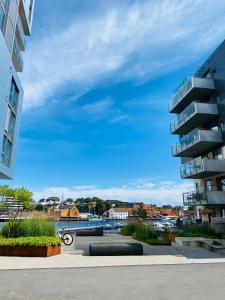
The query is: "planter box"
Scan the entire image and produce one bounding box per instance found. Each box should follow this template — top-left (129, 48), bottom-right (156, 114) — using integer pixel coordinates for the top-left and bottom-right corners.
top-left (0, 244), bottom-right (61, 257)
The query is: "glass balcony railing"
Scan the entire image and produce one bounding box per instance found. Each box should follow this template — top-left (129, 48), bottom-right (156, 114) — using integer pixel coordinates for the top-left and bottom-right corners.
top-left (172, 129), bottom-right (222, 157)
top-left (170, 77), bottom-right (193, 111)
top-left (170, 102), bottom-right (196, 133)
top-left (183, 190), bottom-right (207, 206)
top-left (13, 38), bottom-right (24, 72)
top-left (170, 102), bottom-right (218, 134)
top-left (181, 157), bottom-right (203, 178)
top-left (16, 16), bottom-right (26, 51)
top-left (181, 157), bottom-right (225, 179)
top-left (19, 0), bottom-right (31, 35)
top-left (172, 128), bottom-right (201, 155)
top-left (169, 68), bottom-right (215, 113)
top-left (183, 187), bottom-right (225, 206)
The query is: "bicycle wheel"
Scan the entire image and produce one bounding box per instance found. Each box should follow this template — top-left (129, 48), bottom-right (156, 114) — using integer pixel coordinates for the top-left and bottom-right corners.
top-left (62, 233), bottom-right (73, 246)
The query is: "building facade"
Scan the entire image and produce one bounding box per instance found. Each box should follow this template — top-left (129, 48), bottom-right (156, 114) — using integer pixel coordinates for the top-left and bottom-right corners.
top-left (170, 40), bottom-right (225, 224)
top-left (0, 0), bottom-right (35, 179)
top-left (108, 208), bottom-right (131, 219)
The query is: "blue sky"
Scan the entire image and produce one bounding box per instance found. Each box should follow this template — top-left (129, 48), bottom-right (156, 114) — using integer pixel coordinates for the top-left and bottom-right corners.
top-left (10, 0), bottom-right (225, 204)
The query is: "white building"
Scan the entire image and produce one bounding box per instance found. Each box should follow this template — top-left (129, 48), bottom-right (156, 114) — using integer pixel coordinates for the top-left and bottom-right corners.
top-left (108, 208), bottom-right (130, 220)
top-left (0, 0), bottom-right (35, 179)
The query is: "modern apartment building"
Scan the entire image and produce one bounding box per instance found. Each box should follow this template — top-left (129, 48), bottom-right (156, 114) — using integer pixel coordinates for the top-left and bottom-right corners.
top-left (169, 40), bottom-right (225, 225)
top-left (0, 0), bottom-right (35, 179)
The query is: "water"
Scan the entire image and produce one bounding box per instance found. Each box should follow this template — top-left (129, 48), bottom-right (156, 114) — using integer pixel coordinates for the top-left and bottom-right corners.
top-left (0, 219), bottom-right (124, 231)
top-left (57, 219), bottom-right (124, 230)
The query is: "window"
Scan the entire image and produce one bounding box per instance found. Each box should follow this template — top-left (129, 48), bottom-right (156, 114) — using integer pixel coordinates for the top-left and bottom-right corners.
top-left (0, 4), bottom-right (5, 32)
top-left (5, 106), bottom-right (16, 140)
top-left (1, 135), bottom-right (12, 167)
top-left (9, 79), bottom-right (19, 112)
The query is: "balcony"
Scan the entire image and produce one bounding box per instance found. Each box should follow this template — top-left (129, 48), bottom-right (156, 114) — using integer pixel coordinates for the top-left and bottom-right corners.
top-left (169, 77), bottom-right (215, 113)
top-left (16, 16), bottom-right (26, 51)
top-left (172, 129), bottom-right (223, 157)
top-left (12, 38), bottom-right (23, 72)
top-left (183, 190), bottom-right (225, 206)
top-left (19, 0), bottom-right (31, 35)
top-left (181, 157), bottom-right (225, 179)
top-left (183, 190), bottom-right (207, 206)
top-left (170, 102), bottom-right (218, 135)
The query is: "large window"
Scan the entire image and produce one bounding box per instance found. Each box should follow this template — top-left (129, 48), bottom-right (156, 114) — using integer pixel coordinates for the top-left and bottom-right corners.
top-left (9, 79), bottom-right (19, 112)
top-left (1, 135), bottom-right (12, 167)
top-left (0, 4), bottom-right (5, 32)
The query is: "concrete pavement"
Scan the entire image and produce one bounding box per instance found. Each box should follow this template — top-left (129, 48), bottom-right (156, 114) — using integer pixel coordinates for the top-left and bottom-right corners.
top-left (0, 264), bottom-right (225, 299)
top-left (0, 234), bottom-right (225, 270)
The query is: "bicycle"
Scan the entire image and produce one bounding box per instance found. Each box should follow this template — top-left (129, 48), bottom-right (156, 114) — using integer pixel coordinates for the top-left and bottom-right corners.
top-left (57, 228), bottom-right (73, 246)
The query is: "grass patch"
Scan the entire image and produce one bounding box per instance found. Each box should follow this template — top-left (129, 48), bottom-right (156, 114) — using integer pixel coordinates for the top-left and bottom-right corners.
top-left (120, 222), bottom-right (141, 236)
top-left (121, 222), bottom-right (168, 245)
top-left (1, 218), bottom-right (56, 238)
top-left (0, 236), bottom-right (61, 247)
top-left (146, 239), bottom-right (171, 246)
top-left (132, 224), bottom-right (157, 241)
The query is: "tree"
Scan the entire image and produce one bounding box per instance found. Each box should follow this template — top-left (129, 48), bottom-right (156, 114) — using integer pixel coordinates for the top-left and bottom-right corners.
top-left (35, 203), bottom-right (45, 211)
top-left (14, 187), bottom-right (34, 210)
top-left (174, 206), bottom-right (183, 211)
top-left (65, 198), bottom-right (74, 203)
top-left (137, 207), bottom-right (147, 218)
top-left (0, 185), bottom-right (15, 199)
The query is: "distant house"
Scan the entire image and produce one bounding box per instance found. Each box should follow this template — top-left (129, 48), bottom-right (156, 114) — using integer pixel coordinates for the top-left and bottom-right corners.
top-left (39, 197), bottom-right (60, 208)
top-left (133, 204), bottom-right (160, 217)
top-left (108, 208), bottom-right (132, 219)
top-left (159, 208), bottom-right (179, 217)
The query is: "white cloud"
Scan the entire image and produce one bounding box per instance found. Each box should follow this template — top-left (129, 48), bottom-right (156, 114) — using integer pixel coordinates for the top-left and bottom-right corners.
top-left (33, 180), bottom-right (193, 206)
top-left (22, 0), bottom-right (225, 110)
top-left (79, 97), bottom-right (128, 124)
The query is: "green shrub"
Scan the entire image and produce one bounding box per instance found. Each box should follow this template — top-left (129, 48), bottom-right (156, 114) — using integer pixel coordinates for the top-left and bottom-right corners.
top-left (132, 224), bottom-right (157, 241)
top-left (121, 222), bottom-right (141, 236)
top-left (1, 218), bottom-right (56, 238)
top-left (175, 224), bottom-right (220, 239)
top-left (0, 236), bottom-right (61, 247)
top-left (146, 239), bottom-right (171, 246)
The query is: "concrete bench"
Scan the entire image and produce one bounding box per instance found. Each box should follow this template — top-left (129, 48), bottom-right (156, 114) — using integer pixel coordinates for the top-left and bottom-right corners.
top-left (76, 227), bottom-right (103, 236)
top-left (89, 242), bottom-right (143, 256)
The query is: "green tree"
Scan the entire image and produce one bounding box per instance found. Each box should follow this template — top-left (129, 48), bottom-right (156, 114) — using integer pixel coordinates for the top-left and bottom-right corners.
top-left (0, 185), bottom-right (15, 199)
top-left (35, 203), bottom-right (45, 211)
top-left (14, 187), bottom-right (34, 210)
top-left (64, 198), bottom-right (74, 203)
top-left (137, 207), bottom-right (147, 218)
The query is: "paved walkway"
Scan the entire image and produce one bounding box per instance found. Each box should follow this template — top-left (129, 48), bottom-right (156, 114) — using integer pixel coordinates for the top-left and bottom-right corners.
top-left (1, 264), bottom-right (225, 299)
top-left (0, 234), bottom-right (225, 270)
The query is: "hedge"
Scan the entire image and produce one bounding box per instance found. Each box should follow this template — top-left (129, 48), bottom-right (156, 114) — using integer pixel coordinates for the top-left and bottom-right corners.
top-left (0, 236), bottom-right (61, 247)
